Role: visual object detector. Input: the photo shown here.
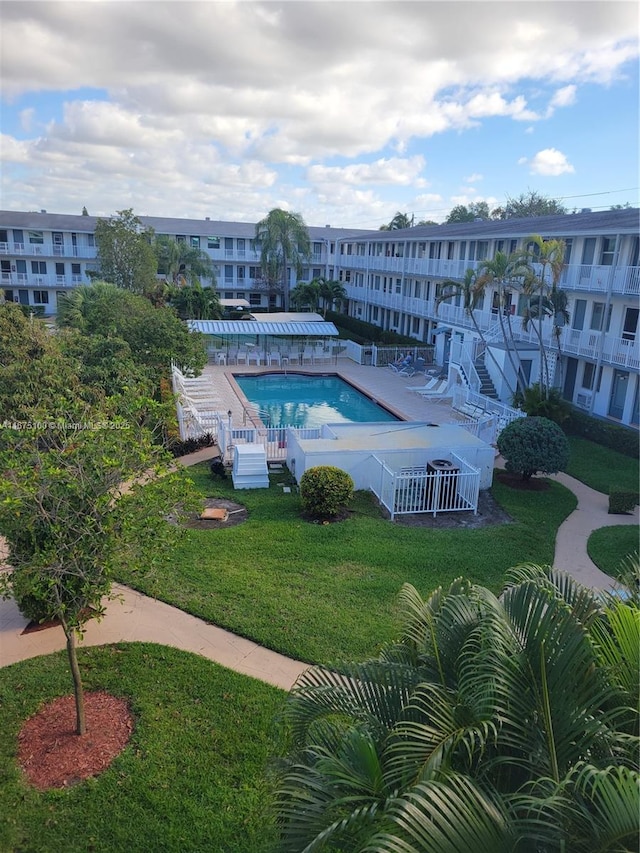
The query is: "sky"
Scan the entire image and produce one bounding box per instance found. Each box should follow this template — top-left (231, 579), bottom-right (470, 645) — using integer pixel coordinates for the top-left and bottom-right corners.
top-left (0, 0), bottom-right (638, 228)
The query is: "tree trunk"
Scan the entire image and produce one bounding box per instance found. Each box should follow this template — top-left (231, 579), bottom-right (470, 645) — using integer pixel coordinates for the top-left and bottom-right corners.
top-left (64, 624), bottom-right (86, 735)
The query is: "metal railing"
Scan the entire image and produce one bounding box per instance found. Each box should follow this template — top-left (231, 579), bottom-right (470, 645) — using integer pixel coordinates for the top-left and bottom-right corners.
top-left (372, 453), bottom-right (481, 520)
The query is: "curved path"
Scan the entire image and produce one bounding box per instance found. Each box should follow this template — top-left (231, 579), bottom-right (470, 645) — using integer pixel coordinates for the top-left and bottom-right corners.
top-left (1, 450), bottom-right (637, 690)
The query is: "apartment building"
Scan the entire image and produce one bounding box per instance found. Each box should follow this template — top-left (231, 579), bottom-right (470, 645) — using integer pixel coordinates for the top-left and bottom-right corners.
top-left (1, 207), bottom-right (638, 427)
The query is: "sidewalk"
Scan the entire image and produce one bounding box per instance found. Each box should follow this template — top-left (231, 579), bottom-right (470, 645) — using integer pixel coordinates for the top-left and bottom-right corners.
top-left (1, 463), bottom-right (637, 689)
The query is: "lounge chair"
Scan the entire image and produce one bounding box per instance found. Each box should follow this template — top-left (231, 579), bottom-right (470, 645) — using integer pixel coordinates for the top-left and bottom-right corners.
top-left (408, 377), bottom-right (439, 392)
top-left (414, 379), bottom-right (450, 398)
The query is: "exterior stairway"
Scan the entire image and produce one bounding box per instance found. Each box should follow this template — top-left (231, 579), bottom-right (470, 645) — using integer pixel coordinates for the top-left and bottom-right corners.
top-left (474, 353), bottom-right (499, 399)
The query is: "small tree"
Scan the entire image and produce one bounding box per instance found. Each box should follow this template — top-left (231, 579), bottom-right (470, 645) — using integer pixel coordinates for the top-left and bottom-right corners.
top-left (299, 466), bottom-right (354, 519)
top-left (0, 416), bottom-right (199, 735)
top-left (497, 416), bottom-right (569, 481)
top-left (94, 208), bottom-right (158, 295)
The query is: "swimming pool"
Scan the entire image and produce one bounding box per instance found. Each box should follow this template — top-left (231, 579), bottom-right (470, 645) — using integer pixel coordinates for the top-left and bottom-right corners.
top-left (234, 374), bottom-right (399, 427)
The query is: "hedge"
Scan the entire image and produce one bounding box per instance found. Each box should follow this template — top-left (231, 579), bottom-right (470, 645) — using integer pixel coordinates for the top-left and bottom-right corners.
top-left (608, 488), bottom-right (639, 514)
top-left (325, 311), bottom-right (424, 346)
top-left (565, 408), bottom-right (639, 459)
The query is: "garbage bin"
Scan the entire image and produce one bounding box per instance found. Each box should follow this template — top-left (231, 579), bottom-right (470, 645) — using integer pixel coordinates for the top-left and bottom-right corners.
top-left (426, 459), bottom-right (460, 510)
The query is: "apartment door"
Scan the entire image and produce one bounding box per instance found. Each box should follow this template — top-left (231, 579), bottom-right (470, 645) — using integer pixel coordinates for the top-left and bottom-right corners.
top-left (52, 232), bottom-right (64, 255)
top-left (563, 357), bottom-right (578, 400)
top-left (608, 369), bottom-right (629, 420)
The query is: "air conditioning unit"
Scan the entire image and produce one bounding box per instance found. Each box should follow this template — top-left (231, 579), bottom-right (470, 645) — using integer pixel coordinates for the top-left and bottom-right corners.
top-left (575, 392), bottom-right (592, 410)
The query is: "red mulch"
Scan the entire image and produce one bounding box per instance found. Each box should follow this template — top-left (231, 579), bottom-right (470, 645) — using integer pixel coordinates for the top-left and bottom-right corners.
top-left (17, 691), bottom-right (134, 790)
top-left (496, 471), bottom-right (551, 491)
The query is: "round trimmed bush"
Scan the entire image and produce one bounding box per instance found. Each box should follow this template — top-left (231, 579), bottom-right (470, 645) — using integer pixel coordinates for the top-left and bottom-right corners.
top-left (497, 416), bottom-right (570, 481)
top-left (299, 466), bottom-right (354, 519)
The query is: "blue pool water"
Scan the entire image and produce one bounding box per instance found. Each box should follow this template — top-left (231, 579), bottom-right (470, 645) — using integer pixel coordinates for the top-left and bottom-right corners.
top-left (235, 374), bottom-right (399, 427)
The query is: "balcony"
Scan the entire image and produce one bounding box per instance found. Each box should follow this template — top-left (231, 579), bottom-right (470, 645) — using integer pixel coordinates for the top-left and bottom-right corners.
top-left (0, 241), bottom-right (97, 259)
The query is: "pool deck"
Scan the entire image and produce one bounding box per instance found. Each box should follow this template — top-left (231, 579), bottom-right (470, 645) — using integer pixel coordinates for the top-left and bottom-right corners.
top-left (197, 358), bottom-right (466, 428)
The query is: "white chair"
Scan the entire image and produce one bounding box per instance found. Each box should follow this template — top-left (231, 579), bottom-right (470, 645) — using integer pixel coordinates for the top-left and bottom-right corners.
top-left (247, 350), bottom-right (262, 366)
top-left (236, 349), bottom-right (248, 365)
top-left (302, 348), bottom-right (314, 365)
top-left (415, 379), bottom-right (450, 398)
top-left (268, 352), bottom-right (281, 366)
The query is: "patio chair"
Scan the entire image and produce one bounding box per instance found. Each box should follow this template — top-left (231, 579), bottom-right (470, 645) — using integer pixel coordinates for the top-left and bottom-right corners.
top-left (414, 378), bottom-right (450, 398)
top-left (408, 377), bottom-right (440, 393)
top-left (268, 351), bottom-right (281, 366)
top-left (236, 349), bottom-right (248, 365)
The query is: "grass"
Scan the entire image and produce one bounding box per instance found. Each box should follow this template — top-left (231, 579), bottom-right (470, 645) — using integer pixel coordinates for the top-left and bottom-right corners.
top-left (566, 436), bottom-right (639, 496)
top-left (115, 465), bottom-right (577, 665)
top-left (587, 526), bottom-right (639, 580)
top-left (0, 644), bottom-right (284, 853)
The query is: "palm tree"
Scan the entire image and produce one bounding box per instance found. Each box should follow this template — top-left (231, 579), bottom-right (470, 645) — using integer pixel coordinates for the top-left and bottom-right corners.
top-left (153, 235), bottom-right (215, 288)
top-left (476, 251), bottom-right (530, 396)
top-left (317, 277), bottom-right (347, 316)
top-left (254, 209), bottom-right (311, 312)
top-left (380, 211), bottom-right (413, 230)
top-left (521, 236), bottom-right (567, 398)
top-left (290, 281), bottom-right (320, 312)
top-left (276, 567), bottom-right (639, 852)
top-left (436, 268), bottom-right (515, 397)
top-left (167, 281), bottom-right (222, 320)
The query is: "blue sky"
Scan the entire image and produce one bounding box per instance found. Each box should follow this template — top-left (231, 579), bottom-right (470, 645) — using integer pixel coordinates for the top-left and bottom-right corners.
top-left (1, 1), bottom-right (638, 227)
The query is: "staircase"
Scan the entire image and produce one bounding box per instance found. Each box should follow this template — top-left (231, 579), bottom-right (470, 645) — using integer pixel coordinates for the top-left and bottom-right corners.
top-left (474, 352), bottom-right (499, 399)
top-left (232, 444), bottom-right (270, 489)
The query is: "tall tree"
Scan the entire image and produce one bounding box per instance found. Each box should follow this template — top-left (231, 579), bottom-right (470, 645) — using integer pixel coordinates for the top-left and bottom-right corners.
top-left (254, 209), bottom-right (311, 312)
top-left (520, 236), bottom-right (567, 396)
top-left (167, 281), bottom-right (223, 320)
top-left (379, 211), bottom-right (413, 230)
top-left (276, 567), bottom-right (639, 852)
top-left (493, 191), bottom-right (567, 220)
top-left (436, 268), bottom-right (515, 396)
top-left (94, 209), bottom-right (158, 296)
top-left (445, 202), bottom-right (491, 224)
top-left (0, 414), bottom-right (199, 735)
top-left (476, 250), bottom-right (530, 396)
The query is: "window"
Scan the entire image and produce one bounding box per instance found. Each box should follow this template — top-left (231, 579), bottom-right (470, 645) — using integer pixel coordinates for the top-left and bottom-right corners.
top-left (190, 236), bottom-right (200, 248)
top-left (393, 311), bottom-right (400, 326)
top-left (224, 265), bottom-right (233, 280)
top-left (344, 270), bottom-right (351, 282)
top-left (224, 291), bottom-right (234, 299)
top-left (4, 289), bottom-right (13, 302)
top-left (87, 234), bottom-right (95, 247)
top-left (207, 236), bottom-right (220, 249)
top-left (476, 241), bottom-right (488, 260)
top-left (600, 237), bottom-right (616, 266)
top-left (468, 241), bottom-right (476, 261)
top-left (590, 302), bottom-right (612, 332)
top-left (0, 230), bottom-right (7, 243)
top-left (412, 317), bottom-right (420, 334)
top-left (249, 293), bottom-right (261, 306)
top-left (581, 238), bottom-right (596, 265)
top-left (176, 235), bottom-right (186, 243)
top-left (237, 266), bottom-right (245, 280)
top-left (459, 242), bottom-right (466, 260)
top-left (563, 238), bottom-right (572, 264)
top-left (429, 242), bottom-right (441, 260)
top-left (414, 281), bottom-right (421, 299)
top-left (236, 292), bottom-right (245, 299)
top-left (572, 299), bottom-right (586, 330)
top-left (496, 240), bottom-right (505, 253)
top-left (249, 266), bottom-right (259, 279)
top-left (447, 242), bottom-right (454, 260)
top-left (312, 268), bottom-right (321, 279)
top-left (55, 263), bottom-right (65, 276)
top-left (622, 307), bottom-right (639, 342)
top-left (28, 231), bottom-right (44, 244)
top-left (509, 239), bottom-right (518, 254)
top-left (71, 263), bottom-right (81, 275)
top-left (31, 261), bottom-right (46, 274)
top-left (33, 290), bottom-right (49, 304)
top-left (582, 362), bottom-right (595, 390)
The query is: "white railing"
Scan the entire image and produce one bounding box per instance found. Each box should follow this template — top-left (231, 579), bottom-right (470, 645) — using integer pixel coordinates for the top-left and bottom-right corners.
top-left (451, 386), bottom-right (525, 437)
top-left (372, 453), bottom-right (480, 520)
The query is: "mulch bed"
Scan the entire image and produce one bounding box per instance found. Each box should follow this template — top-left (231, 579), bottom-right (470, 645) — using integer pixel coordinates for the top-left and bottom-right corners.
top-left (17, 691), bottom-right (134, 790)
top-left (183, 497), bottom-right (249, 529)
top-left (495, 471), bottom-right (551, 492)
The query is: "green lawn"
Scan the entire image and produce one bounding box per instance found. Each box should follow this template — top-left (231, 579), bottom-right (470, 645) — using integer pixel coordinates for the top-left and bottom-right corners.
top-left (0, 644), bottom-right (283, 853)
top-left (566, 436), bottom-right (639, 496)
top-left (115, 465), bottom-right (577, 665)
top-left (587, 526), bottom-right (639, 580)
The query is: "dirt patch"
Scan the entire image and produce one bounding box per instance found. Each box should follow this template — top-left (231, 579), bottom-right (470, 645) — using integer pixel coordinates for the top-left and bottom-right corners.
top-left (182, 497), bottom-right (248, 529)
top-left (17, 691), bottom-right (133, 790)
top-left (495, 471), bottom-right (551, 492)
top-left (391, 489), bottom-right (513, 529)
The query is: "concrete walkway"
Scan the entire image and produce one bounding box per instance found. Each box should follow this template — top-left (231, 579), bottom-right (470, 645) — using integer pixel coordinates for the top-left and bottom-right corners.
top-left (0, 451), bottom-right (637, 690)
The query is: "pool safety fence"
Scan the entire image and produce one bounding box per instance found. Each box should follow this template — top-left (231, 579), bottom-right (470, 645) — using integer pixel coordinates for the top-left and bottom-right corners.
top-left (372, 452), bottom-right (481, 519)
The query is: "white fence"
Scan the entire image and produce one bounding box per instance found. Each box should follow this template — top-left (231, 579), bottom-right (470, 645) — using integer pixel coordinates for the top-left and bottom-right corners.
top-left (372, 453), bottom-right (481, 520)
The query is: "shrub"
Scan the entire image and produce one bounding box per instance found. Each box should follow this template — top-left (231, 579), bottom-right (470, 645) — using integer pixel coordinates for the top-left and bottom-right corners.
top-left (167, 432), bottom-right (216, 458)
top-left (565, 409), bottom-right (639, 459)
top-left (299, 466), bottom-right (354, 519)
top-left (608, 488), bottom-right (639, 514)
top-left (497, 416), bottom-right (570, 481)
top-left (325, 311), bottom-right (429, 348)
top-left (513, 383), bottom-right (571, 425)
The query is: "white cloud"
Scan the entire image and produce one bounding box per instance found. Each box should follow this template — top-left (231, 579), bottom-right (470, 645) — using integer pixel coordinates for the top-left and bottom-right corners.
top-left (518, 148), bottom-right (576, 176)
top-left (464, 173), bottom-right (483, 184)
top-left (549, 85), bottom-right (577, 109)
top-left (307, 157), bottom-right (426, 188)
